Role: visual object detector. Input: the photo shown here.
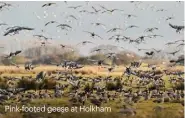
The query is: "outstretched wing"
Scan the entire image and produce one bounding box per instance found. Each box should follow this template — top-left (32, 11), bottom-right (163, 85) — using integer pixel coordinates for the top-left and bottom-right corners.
top-left (14, 50), bottom-right (22, 55)
top-left (169, 23), bottom-right (184, 29)
top-left (22, 27), bottom-right (34, 30)
top-left (169, 23), bottom-right (178, 29)
top-left (95, 34), bottom-right (103, 39)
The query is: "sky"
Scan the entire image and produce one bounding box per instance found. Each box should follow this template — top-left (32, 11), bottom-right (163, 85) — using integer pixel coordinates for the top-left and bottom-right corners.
top-left (0, 1), bottom-right (184, 56)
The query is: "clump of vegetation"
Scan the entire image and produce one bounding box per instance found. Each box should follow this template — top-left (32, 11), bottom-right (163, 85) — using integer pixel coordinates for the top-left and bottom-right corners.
top-left (106, 82), bottom-right (116, 91)
top-left (17, 78), bottom-right (56, 90)
top-left (17, 79), bottom-right (38, 90)
top-left (154, 70), bottom-right (163, 75)
top-left (42, 79), bottom-right (56, 89)
top-left (174, 82), bottom-right (184, 90)
top-left (106, 78), bottom-right (123, 91)
top-left (148, 83), bottom-right (157, 90)
top-left (115, 79), bottom-right (123, 90)
top-left (84, 83), bottom-right (92, 92)
top-left (0, 77), bottom-right (8, 89)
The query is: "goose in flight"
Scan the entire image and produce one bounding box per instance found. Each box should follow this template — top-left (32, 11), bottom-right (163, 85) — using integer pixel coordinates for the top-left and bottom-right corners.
top-left (101, 7), bottom-right (124, 13)
top-left (149, 34), bottom-right (163, 38)
top-left (135, 35), bottom-right (152, 42)
top-left (57, 24), bottom-right (72, 30)
top-left (68, 5), bottom-right (82, 9)
top-left (108, 35), bottom-right (128, 42)
top-left (135, 47), bottom-right (149, 51)
top-left (33, 35), bottom-right (52, 40)
top-left (107, 28), bottom-right (123, 33)
top-left (59, 44), bottom-right (74, 51)
top-left (4, 26), bottom-right (34, 36)
top-left (79, 10), bottom-right (90, 13)
top-left (167, 50), bottom-right (180, 56)
top-left (165, 40), bottom-right (184, 46)
top-left (125, 25), bottom-right (139, 30)
top-left (90, 48), bottom-right (106, 53)
top-left (66, 15), bottom-right (78, 20)
top-left (169, 23), bottom-right (184, 33)
top-left (92, 6), bottom-right (101, 13)
top-left (165, 41), bottom-right (177, 46)
top-left (59, 44), bottom-right (68, 48)
top-left (42, 3), bottom-right (56, 7)
top-left (156, 9), bottom-right (167, 12)
top-left (76, 41), bottom-right (95, 46)
top-left (166, 16), bottom-right (174, 21)
top-left (144, 27), bottom-right (158, 33)
top-left (124, 14), bottom-right (137, 19)
top-left (45, 21), bottom-right (58, 26)
top-left (6, 26), bottom-right (20, 30)
top-left (177, 43), bottom-right (185, 47)
top-left (152, 48), bottom-right (162, 53)
top-left (91, 22), bottom-right (106, 29)
top-left (0, 2), bottom-right (12, 10)
top-left (4, 50), bottom-right (22, 59)
top-left (174, 39), bottom-right (184, 43)
top-left (0, 23), bottom-right (7, 26)
top-left (84, 31), bottom-right (103, 39)
top-left (145, 51), bottom-right (154, 56)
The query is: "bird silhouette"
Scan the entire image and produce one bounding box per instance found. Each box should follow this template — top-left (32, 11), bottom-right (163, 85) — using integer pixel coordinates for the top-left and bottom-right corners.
top-left (42, 3), bottom-right (56, 7)
top-left (166, 16), bottom-right (174, 21)
top-left (177, 43), bottom-right (185, 47)
top-left (57, 24), bottom-right (72, 30)
top-left (4, 50), bottom-right (22, 59)
top-left (4, 26), bottom-right (34, 36)
top-left (145, 51), bottom-right (154, 56)
top-left (124, 14), bottom-right (137, 18)
top-left (152, 48), bottom-right (162, 53)
top-left (76, 41), bottom-right (95, 46)
top-left (66, 15), bottom-right (78, 20)
top-left (169, 23), bottom-right (184, 33)
top-left (0, 23), bottom-right (7, 26)
top-left (149, 34), bottom-right (163, 38)
top-left (33, 35), bottom-right (52, 40)
top-left (68, 5), bottom-right (82, 9)
top-left (144, 27), bottom-right (158, 33)
top-left (84, 31), bottom-right (103, 39)
top-left (125, 25), bottom-right (139, 30)
top-left (167, 50), bottom-right (180, 56)
top-left (92, 6), bottom-right (101, 13)
top-left (107, 28), bottom-right (123, 33)
top-left (45, 21), bottom-right (58, 26)
top-left (91, 22), bottom-right (106, 29)
top-left (102, 8), bottom-right (124, 13)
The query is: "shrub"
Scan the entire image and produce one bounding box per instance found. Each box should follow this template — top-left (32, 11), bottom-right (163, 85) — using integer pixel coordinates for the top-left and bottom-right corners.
top-left (42, 79), bottom-right (56, 89)
top-left (17, 78), bottom-right (56, 90)
top-left (106, 82), bottom-right (116, 91)
top-left (84, 83), bottom-right (91, 92)
top-left (17, 79), bottom-right (38, 90)
top-left (0, 78), bottom-right (8, 89)
top-left (174, 82), bottom-right (184, 90)
top-left (115, 79), bottom-right (123, 90)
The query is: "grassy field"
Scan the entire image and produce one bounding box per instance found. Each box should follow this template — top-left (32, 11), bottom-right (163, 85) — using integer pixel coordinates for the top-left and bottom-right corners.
top-left (0, 65), bottom-right (184, 118)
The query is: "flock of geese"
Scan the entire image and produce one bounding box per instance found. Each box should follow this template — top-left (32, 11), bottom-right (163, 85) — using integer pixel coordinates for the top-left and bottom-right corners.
top-left (0, 1), bottom-right (184, 116)
top-left (0, 2), bottom-right (184, 62)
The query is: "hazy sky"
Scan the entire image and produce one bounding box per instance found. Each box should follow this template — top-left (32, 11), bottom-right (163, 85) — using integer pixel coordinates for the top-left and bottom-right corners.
top-left (0, 1), bottom-right (184, 56)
